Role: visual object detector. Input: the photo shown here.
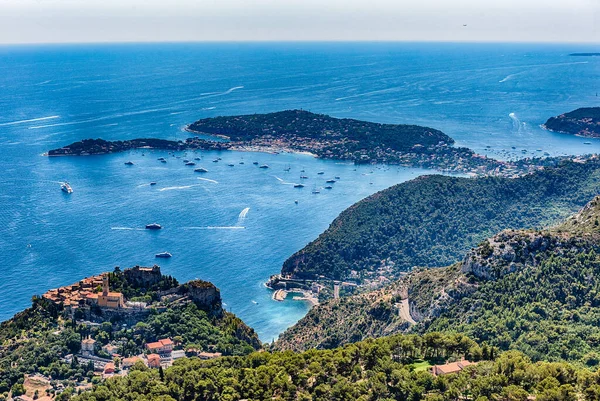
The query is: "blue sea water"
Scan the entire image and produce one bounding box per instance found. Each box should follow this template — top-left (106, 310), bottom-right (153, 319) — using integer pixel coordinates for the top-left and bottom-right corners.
top-left (0, 42), bottom-right (598, 341)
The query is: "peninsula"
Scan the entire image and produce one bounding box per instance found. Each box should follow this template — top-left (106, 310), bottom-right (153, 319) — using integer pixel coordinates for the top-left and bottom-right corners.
top-left (47, 110), bottom-right (591, 178)
top-left (543, 107), bottom-right (600, 138)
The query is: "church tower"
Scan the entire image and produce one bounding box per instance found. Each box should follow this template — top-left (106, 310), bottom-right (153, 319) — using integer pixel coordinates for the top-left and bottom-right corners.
top-left (102, 275), bottom-right (109, 296)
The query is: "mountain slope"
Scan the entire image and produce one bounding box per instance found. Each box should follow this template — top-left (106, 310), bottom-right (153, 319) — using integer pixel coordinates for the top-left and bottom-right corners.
top-left (275, 196), bottom-right (600, 365)
top-left (281, 159), bottom-right (600, 281)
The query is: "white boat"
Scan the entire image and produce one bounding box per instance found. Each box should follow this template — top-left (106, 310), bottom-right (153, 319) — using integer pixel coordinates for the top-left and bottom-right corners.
top-left (155, 252), bottom-right (172, 258)
top-left (61, 182), bottom-right (73, 194)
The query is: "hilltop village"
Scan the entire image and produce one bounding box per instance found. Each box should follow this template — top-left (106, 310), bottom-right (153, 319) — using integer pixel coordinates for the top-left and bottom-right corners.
top-left (0, 265), bottom-right (260, 401)
top-left (42, 266), bottom-right (224, 372)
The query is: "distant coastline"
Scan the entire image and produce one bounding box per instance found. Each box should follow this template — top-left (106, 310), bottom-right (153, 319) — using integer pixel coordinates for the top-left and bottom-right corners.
top-left (46, 109), bottom-right (596, 179)
top-left (569, 53), bottom-right (600, 57)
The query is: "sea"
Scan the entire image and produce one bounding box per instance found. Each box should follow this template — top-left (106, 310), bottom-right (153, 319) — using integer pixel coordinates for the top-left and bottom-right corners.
top-left (0, 42), bottom-right (598, 342)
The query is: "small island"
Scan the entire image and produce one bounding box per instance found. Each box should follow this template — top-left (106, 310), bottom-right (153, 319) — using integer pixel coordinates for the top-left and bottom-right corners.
top-left (543, 107), bottom-right (600, 138)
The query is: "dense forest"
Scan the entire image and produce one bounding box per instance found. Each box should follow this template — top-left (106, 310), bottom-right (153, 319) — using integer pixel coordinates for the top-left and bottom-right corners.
top-left (74, 333), bottom-right (600, 401)
top-left (282, 159), bottom-right (600, 281)
top-left (188, 109), bottom-right (454, 151)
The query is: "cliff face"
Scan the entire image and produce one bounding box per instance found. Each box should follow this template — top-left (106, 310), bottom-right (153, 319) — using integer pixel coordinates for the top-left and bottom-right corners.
top-left (184, 280), bottom-right (222, 314)
top-left (124, 265), bottom-right (163, 287)
top-left (463, 196), bottom-right (600, 281)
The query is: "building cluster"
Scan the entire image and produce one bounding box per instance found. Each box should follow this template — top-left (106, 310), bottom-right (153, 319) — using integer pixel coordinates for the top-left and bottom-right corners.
top-left (43, 273), bottom-right (125, 310)
top-left (76, 334), bottom-right (223, 380)
top-left (429, 359), bottom-right (476, 376)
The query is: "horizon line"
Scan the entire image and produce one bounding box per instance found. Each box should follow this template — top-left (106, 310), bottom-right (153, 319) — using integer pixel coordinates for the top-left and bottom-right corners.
top-left (0, 39), bottom-right (598, 47)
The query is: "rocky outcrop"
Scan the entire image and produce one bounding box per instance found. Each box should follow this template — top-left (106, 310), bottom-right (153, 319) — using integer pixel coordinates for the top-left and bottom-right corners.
top-left (183, 280), bottom-right (222, 314)
top-left (124, 265), bottom-right (162, 287)
top-left (462, 230), bottom-right (597, 280)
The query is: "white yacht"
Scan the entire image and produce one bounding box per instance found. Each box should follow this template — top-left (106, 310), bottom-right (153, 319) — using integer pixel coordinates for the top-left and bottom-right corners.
top-left (61, 182), bottom-right (73, 194)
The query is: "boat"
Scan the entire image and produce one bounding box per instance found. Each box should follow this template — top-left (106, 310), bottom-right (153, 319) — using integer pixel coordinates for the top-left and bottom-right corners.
top-left (259, 164), bottom-right (269, 169)
top-left (124, 161), bottom-right (134, 165)
top-left (61, 182), bottom-right (73, 194)
top-left (185, 162), bottom-right (196, 166)
top-left (160, 160), bottom-right (167, 163)
top-left (294, 183), bottom-right (305, 188)
top-left (194, 157), bottom-right (201, 160)
top-left (317, 171), bottom-right (324, 175)
top-left (155, 252), bottom-right (172, 258)
top-left (294, 200), bottom-right (299, 204)
top-left (335, 176), bottom-right (340, 179)
top-left (251, 300), bottom-right (258, 305)
top-left (228, 163), bottom-right (235, 167)
top-left (194, 168), bottom-right (208, 173)
top-left (252, 161), bottom-right (259, 165)
top-left (312, 185), bottom-right (320, 194)
top-left (584, 142), bottom-right (592, 145)
top-left (150, 182), bottom-right (157, 186)
top-left (183, 159), bottom-right (190, 163)
top-left (239, 161), bottom-right (245, 164)
top-left (324, 185), bottom-right (333, 190)
top-left (300, 175), bottom-right (308, 179)
top-left (326, 179), bottom-right (336, 183)
top-left (145, 223), bottom-right (162, 230)
top-left (284, 165), bottom-right (291, 172)
top-left (157, 157), bottom-right (166, 161)
top-left (212, 159), bottom-right (219, 163)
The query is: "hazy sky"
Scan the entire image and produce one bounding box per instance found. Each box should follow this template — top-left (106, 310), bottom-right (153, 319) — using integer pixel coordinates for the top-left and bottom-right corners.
top-left (0, 0), bottom-right (598, 44)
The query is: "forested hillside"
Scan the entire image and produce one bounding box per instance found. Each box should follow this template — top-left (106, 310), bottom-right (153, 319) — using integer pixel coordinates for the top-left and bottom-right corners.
top-left (282, 159), bottom-right (600, 281)
top-left (74, 332), bottom-right (600, 401)
top-left (276, 196), bottom-right (600, 366)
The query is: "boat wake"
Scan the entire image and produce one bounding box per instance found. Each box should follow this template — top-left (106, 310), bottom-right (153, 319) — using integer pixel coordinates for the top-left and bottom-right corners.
top-left (509, 112), bottom-right (525, 134)
top-left (183, 226), bottom-right (245, 230)
top-left (111, 227), bottom-right (145, 231)
top-left (274, 176), bottom-right (295, 185)
top-left (159, 184), bottom-right (201, 191)
top-left (236, 207), bottom-right (250, 226)
top-left (197, 177), bottom-right (219, 184)
top-left (0, 115), bottom-right (59, 127)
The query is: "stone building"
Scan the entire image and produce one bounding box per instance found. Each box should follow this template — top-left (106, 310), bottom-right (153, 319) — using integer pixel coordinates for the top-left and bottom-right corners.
top-left (97, 275), bottom-right (125, 309)
top-left (81, 337), bottom-right (96, 357)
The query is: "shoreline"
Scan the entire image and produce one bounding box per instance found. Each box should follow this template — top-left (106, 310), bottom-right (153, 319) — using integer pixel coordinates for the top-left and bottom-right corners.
top-left (185, 125), bottom-right (320, 158)
top-left (270, 287), bottom-right (319, 307)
